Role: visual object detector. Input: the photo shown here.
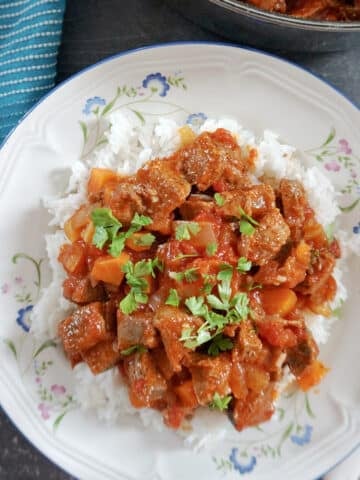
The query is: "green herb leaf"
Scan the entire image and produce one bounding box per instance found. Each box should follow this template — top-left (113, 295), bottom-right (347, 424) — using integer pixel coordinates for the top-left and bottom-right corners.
top-left (170, 267), bottom-right (199, 283)
top-left (121, 344), bottom-right (147, 356)
top-left (119, 290), bottom-right (138, 314)
top-left (217, 263), bottom-right (233, 282)
top-left (175, 222), bottom-right (201, 241)
top-left (91, 207), bottom-right (121, 230)
top-left (134, 291), bottom-right (148, 304)
top-left (239, 219), bottom-right (256, 236)
top-left (201, 282), bottom-right (213, 295)
top-left (209, 392), bottom-right (232, 411)
top-left (108, 233), bottom-right (126, 257)
top-left (231, 292), bottom-right (250, 319)
top-left (120, 258), bottom-right (162, 314)
top-left (247, 282), bottom-right (263, 291)
top-left (238, 207), bottom-right (258, 236)
top-left (92, 225), bottom-right (108, 249)
top-left (130, 213), bottom-right (152, 231)
top-left (238, 207), bottom-right (259, 226)
top-left (237, 257), bottom-right (252, 273)
top-left (214, 193), bottom-right (225, 206)
top-left (174, 253), bottom-right (199, 260)
top-left (165, 288), bottom-right (180, 307)
top-left (185, 296), bottom-right (207, 317)
top-left (91, 207), bottom-right (122, 250)
top-left (208, 334), bottom-right (233, 356)
top-left (206, 242), bottom-right (218, 256)
top-left (207, 294), bottom-right (227, 311)
top-left (133, 232), bottom-right (156, 247)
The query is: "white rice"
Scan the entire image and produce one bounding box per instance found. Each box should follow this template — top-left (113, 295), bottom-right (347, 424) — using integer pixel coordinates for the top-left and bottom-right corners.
top-left (31, 112), bottom-right (355, 446)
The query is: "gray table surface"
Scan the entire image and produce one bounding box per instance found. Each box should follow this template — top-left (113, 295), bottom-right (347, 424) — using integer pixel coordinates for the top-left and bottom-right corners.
top-left (0, 1), bottom-right (359, 479)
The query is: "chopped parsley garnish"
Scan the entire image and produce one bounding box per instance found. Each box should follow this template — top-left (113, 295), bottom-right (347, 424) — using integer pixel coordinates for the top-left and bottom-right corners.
top-left (201, 273), bottom-right (216, 295)
top-left (91, 208), bottom-right (122, 249)
top-left (174, 253), bottom-right (199, 260)
top-left (121, 344), bottom-right (147, 356)
top-left (92, 209), bottom-right (153, 257)
top-left (238, 207), bottom-right (259, 236)
top-left (206, 242), bottom-right (218, 256)
top-left (170, 267), bottom-right (199, 283)
top-left (209, 393), bottom-right (232, 411)
top-left (201, 282), bottom-right (214, 295)
top-left (185, 296), bottom-right (208, 317)
top-left (120, 258), bottom-right (163, 314)
top-left (236, 257), bottom-right (252, 273)
top-left (208, 334), bottom-right (233, 356)
top-left (133, 232), bottom-right (156, 247)
top-left (247, 282), bottom-right (263, 291)
top-left (131, 213), bottom-right (152, 230)
top-left (180, 267), bottom-right (250, 350)
top-left (165, 288), bottom-right (180, 307)
top-left (175, 222), bottom-right (201, 241)
top-left (214, 193), bottom-right (225, 206)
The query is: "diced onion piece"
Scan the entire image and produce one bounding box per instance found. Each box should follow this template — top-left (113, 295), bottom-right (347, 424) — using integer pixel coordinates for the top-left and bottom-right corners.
top-left (90, 253), bottom-right (129, 286)
top-left (64, 205), bottom-right (92, 242)
top-left (81, 221), bottom-right (95, 244)
top-left (58, 243), bottom-right (87, 275)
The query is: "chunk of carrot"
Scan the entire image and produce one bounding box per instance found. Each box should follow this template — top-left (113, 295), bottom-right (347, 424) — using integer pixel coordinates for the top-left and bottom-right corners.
top-left (260, 288), bottom-right (297, 316)
top-left (87, 168), bottom-right (118, 196)
top-left (90, 253), bottom-right (129, 286)
top-left (173, 380), bottom-right (198, 408)
top-left (297, 360), bottom-right (329, 391)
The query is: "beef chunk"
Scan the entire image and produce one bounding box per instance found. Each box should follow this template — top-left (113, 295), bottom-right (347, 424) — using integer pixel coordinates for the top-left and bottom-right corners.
top-left (82, 338), bottom-right (121, 374)
top-left (218, 185), bottom-right (275, 219)
top-left (103, 178), bottom-right (146, 225)
top-left (136, 160), bottom-right (191, 234)
top-left (63, 276), bottom-right (105, 304)
top-left (188, 353), bottom-right (232, 405)
top-left (296, 249), bottom-right (335, 296)
top-left (232, 385), bottom-right (275, 431)
top-left (279, 179), bottom-right (308, 241)
top-left (117, 311), bottom-right (159, 350)
top-left (238, 209), bottom-right (290, 266)
top-left (286, 332), bottom-right (319, 377)
top-left (123, 352), bottom-right (168, 408)
top-left (179, 194), bottom-right (214, 220)
top-left (153, 306), bottom-right (202, 372)
top-left (58, 302), bottom-right (111, 356)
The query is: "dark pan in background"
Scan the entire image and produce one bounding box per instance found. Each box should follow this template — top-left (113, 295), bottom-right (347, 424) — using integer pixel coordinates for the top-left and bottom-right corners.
top-left (168, 0), bottom-right (360, 52)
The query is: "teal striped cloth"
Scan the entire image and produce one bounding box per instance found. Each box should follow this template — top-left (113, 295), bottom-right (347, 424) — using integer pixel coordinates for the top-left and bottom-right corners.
top-left (0, 0), bottom-right (66, 144)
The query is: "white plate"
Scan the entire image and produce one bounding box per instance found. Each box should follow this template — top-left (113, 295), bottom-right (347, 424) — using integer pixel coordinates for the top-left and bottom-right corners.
top-left (0, 43), bottom-right (359, 480)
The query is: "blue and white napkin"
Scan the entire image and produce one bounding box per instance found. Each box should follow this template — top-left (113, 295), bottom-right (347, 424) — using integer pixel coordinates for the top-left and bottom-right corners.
top-left (0, 0), bottom-right (66, 144)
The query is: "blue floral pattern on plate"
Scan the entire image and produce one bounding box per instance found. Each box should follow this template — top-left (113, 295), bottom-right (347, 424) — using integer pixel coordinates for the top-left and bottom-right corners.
top-left (142, 72), bottom-right (170, 97)
top-left (16, 304), bottom-right (33, 332)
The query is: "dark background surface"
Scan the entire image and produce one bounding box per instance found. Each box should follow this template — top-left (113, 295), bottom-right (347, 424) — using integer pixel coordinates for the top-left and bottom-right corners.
top-left (0, 1), bottom-right (359, 479)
